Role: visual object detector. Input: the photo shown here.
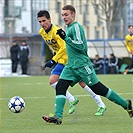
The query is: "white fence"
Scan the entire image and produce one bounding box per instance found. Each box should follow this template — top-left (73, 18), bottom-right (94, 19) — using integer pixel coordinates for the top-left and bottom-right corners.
top-left (87, 39), bottom-right (130, 59)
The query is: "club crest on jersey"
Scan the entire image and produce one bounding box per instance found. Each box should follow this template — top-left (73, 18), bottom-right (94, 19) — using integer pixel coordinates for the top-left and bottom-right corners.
top-left (128, 40), bottom-right (133, 46)
top-left (45, 39), bottom-right (57, 45)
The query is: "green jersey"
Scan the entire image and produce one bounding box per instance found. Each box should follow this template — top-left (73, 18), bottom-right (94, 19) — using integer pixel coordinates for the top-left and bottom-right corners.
top-left (64, 21), bottom-right (92, 68)
top-left (60, 21), bottom-right (99, 86)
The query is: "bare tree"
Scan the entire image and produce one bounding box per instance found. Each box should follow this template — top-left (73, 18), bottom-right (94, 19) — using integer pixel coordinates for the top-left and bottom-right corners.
top-left (91, 0), bottom-right (127, 38)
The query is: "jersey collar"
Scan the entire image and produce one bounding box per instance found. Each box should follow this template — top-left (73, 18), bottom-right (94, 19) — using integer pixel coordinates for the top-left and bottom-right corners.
top-left (45, 24), bottom-right (52, 33)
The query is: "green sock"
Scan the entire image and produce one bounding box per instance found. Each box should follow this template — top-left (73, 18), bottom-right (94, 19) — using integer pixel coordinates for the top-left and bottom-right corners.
top-left (106, 88), bottom-right (127, 109)
top-left (54, 95), bottom-right (66, 119)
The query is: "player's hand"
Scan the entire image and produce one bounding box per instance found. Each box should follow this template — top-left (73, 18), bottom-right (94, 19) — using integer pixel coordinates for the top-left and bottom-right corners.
top-left (44, 60), bottom-right (56, 68)
top-left (56, 29), bottom-right (66, 40)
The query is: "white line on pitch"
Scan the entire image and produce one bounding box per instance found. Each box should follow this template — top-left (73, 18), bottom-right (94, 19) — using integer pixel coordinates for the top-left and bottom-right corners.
top-left (0, 92), bottom-right (132, 101)
top-left (2, 82), bottom-right (48, 86)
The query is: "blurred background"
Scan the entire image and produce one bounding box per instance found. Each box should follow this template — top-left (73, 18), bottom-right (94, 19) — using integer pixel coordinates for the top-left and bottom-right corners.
top-left (0, 0), bottom-right (133, 76)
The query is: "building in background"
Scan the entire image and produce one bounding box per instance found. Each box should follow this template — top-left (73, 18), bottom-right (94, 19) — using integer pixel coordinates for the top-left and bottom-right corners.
top-left (1, 0), bottom-right (133, 39)
top-left (0, 0), bottom-right (4, 33)
top-left (127, 1), bottom-right (133, 26)
top-left (122, 0), bottom-right (133, 37)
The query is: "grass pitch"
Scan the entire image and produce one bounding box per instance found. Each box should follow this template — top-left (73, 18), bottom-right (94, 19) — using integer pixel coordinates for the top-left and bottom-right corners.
top-left (0, 74), bottom-right (133, 133)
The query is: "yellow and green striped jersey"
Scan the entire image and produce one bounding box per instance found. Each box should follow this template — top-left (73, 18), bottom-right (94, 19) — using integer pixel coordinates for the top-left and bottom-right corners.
top-left (125, 34), bottom-right (133, 54)
top-left (39, 24), bottom-right (68, 65)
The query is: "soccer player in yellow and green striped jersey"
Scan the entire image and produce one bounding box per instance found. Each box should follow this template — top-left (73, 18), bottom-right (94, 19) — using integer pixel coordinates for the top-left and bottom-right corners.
top-left (125, 25), bottom-right (133, 54)
top-left (37, 10), bottom-right (106, 116)
top-left (38, 10), bottom-right (78, 115)
top-left (125, 25), bottom-right (133, 68)
top-left (39, 22), bottom-right (68, 66)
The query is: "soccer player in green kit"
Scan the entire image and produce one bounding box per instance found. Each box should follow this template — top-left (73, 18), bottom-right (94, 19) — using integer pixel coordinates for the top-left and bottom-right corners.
top-left (37, 10), bottom-right (106, 115)
top-left (42, 5), bottom-right (133, 125)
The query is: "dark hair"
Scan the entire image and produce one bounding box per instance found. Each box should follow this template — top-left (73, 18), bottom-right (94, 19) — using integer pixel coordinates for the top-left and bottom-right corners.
top-left (128, 25), bottom-right (133, 28)
top-left (37, 10), bottom-right (50, 19)
top-left (110, 53), bottom-right (115, 57)
top-left (62, 5), bottom-right (76, 13)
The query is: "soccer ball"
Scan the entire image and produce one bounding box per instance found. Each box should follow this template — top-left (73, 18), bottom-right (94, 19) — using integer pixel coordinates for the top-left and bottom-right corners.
top-left (8, 96), bottom-right (25, 113)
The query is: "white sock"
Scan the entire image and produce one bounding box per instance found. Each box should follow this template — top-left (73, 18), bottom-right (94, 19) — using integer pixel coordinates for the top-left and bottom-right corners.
top-left (84, 85), bottom-right (105, 107)
top-left (50, 82), bottom-right (58, 89)
top-left (50, 82), bottom-right (75, 102)
top-left (66, 90), bottom-right (75, 102)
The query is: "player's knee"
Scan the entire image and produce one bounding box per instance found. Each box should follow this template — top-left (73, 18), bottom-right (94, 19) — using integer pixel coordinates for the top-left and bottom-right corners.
top-left (49, 75), bottom-right (59, 85)
top-left (49, 78), bottom-right (58, 85)
top-left (78, 81), bottom-right (86, 88)
top-left (90, 82), bottom-right (109, 96)
top-left (49, 80), bottom-right (54, 85)
top-left (56, 79), bottom-right (72, 95)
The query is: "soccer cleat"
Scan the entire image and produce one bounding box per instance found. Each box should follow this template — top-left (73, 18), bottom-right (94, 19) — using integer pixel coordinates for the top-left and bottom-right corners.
top-left (94, 105), bottom-right (107, 116)
top-left (42, 114), bottom-right (62, 125)
top-left (126, 99), bottom-right (133, 118)
top-left (69, 97), bottom-right (79, 114)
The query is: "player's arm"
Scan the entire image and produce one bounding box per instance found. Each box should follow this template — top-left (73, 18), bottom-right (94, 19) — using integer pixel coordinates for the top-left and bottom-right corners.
top-left (56, 26), bottom-right (85, 51)
top-left (65, 26), bottom-right (85, 51)
top-left (65, 36), bottom-right (85, 51)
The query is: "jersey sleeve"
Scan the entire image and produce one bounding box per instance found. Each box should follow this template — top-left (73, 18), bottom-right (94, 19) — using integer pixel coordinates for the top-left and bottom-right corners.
top-left (64, 24), bottom-right (85, 51)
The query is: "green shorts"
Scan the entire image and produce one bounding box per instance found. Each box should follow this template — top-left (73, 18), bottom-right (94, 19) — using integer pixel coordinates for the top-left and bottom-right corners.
top-left (59, 65), bottom-right (99, 87)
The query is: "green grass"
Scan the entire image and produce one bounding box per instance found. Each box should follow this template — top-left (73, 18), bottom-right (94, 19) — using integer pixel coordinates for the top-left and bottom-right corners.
top-left (0, 75), bottom-right (133, 133)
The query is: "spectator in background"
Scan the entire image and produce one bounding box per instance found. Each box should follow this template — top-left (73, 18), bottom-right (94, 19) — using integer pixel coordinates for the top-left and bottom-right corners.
top-left (10, 40), bottom-right (19, 74)
top-left (19, 40), bottom-right (31, 75)
top-left (102, 55), bottom-right (109, 74)
top-left (93, 54), bottom-right (103, 74)
top-left (108, 53), bottom-right (118, 74)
